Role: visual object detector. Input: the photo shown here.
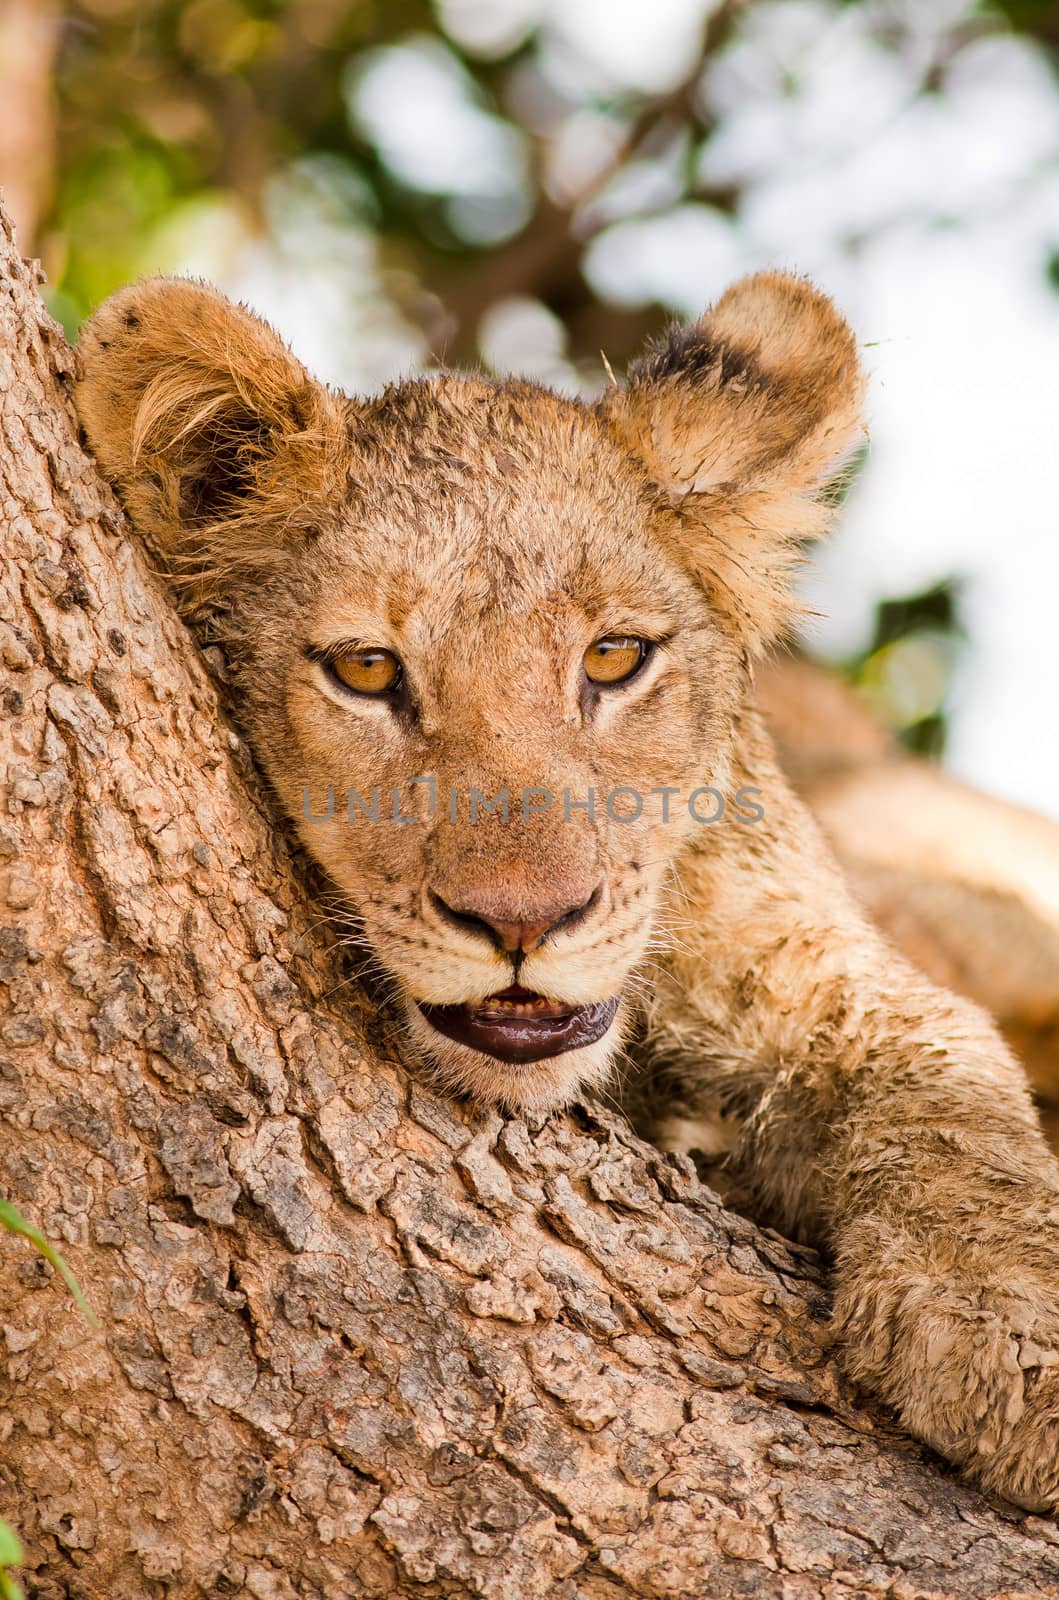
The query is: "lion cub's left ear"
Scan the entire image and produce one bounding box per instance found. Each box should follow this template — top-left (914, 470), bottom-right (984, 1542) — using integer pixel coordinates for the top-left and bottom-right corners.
top-left (75, 276), bottom-right (344, 608)
top-left (600, 271), bottom-right (865, 653)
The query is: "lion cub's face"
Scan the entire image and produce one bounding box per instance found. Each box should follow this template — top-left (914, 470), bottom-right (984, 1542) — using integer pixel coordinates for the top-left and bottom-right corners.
top-left (255, 381), bottom-right (739, 1109)
top-left (75, 271), bottom-right (863, 1110)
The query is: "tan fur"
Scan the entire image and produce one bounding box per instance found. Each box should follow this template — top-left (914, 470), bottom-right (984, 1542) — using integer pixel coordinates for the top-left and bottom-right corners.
top-left (758, 656), bottom-right (1059, 1126)
top-left (76, 271), bottom-right (1059, 1512)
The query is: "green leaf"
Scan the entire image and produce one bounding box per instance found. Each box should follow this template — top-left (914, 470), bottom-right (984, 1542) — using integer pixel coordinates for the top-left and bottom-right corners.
top-left (0, 1517), bottom-right (24, 1600)
top-left (0, 1520), bottom-right (22, 1565)
top-left (0, 1199), bottom-right (98, 1327)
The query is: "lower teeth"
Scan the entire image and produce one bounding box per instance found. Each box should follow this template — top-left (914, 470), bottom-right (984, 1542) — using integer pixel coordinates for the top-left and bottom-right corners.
top-left (480, 1000), bottom-right (553, 1016)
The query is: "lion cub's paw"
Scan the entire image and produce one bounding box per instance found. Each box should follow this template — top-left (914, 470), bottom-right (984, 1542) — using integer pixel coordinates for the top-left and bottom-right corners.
top-left (836, 1258), bottom-right (1059, 1511)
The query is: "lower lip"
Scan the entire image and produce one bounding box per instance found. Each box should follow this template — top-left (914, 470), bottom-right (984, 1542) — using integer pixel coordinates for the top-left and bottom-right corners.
top-left (418, 995), bottom-right (620, 1064)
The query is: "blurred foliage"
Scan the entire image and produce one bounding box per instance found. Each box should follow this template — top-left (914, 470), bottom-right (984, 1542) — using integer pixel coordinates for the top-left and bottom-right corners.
top-left (991, 0), bottom-right (1059, 56)
top-left (41, 0), bottom-right (1059, 359)
top-left (847, 580), bottom-right (965, 757)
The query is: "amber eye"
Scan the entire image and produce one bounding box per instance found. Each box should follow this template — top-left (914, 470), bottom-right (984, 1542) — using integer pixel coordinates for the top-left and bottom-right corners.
top-left (583, 636), bottom-right (649, 686)
top-left (330, 647), bottom-right (402, 696)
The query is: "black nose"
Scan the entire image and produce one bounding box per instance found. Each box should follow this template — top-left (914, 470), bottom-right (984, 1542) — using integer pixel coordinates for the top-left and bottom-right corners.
top-left (427, 884), bottom-right (602, 955)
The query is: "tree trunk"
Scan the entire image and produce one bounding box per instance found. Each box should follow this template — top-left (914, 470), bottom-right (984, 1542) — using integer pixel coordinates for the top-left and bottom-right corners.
top-left (2, 208), bottom-right (1059, 1600)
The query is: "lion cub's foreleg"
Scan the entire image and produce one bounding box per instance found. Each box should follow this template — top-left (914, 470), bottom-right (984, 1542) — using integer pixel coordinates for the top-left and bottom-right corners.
top-left (639, 720), bottom-right (1059, 1510)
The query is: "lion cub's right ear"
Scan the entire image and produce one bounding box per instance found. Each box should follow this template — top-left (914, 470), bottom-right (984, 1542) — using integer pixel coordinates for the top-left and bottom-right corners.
top-left (75, 277), bottom-right (344, 604)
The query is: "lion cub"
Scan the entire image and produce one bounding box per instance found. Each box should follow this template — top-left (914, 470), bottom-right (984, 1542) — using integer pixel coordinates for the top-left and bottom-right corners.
top-left (76, 270), bottom-right (1059, 1511)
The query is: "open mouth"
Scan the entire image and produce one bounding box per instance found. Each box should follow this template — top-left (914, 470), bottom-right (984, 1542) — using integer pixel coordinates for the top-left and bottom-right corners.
top-left (419, 985), bottom-right (620, 1064)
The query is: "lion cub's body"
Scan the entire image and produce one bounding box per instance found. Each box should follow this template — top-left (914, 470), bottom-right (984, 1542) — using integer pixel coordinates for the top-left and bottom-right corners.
top-left (76, 271), bottom-right (1059, 1511)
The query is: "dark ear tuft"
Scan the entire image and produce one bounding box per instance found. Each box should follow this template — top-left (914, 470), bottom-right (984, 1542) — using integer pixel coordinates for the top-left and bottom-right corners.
top-left (632, 321), bottom-right (767, 391)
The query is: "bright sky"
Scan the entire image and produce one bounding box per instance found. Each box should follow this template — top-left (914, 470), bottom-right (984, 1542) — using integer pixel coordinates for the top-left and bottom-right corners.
top-left (183, 0), bottom-right (1059, 818)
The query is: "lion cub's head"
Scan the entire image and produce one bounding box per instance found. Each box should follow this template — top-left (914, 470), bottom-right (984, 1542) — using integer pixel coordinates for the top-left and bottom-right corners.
top-left (76, 271), bottom-right (863, 1110)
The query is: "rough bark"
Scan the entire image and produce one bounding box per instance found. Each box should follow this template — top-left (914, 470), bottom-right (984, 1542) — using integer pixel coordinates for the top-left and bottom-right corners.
top-left (2, 210), bottom-right (1059, 1600)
